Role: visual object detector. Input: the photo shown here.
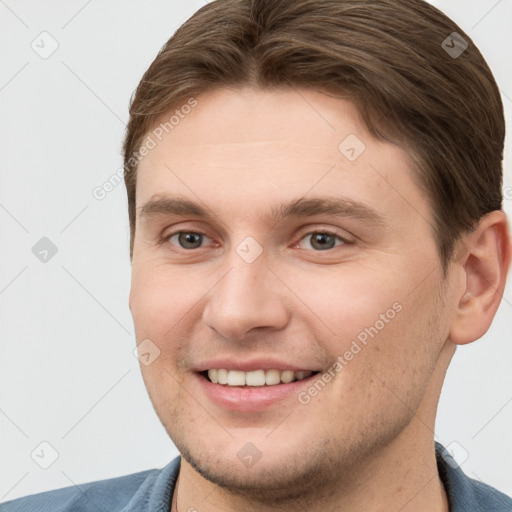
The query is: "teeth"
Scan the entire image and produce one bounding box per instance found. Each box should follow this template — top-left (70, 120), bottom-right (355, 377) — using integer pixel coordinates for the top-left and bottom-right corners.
top-left (265, 369), bottom-right (281, 385)
top-left (206, 369), bottom-right (313, 386)
top-left (280, 370), bottom-right (294, 383)
top-left (227, 370), bottom-right (245, 386)
top-left (217, 369), bottom-right (228, 385)
top-left (246, 370), bottom-right (266, 386)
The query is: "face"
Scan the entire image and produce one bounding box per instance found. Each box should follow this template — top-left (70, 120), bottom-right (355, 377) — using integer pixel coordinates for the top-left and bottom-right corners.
top-left (129, 87), bottom-right (457, 498)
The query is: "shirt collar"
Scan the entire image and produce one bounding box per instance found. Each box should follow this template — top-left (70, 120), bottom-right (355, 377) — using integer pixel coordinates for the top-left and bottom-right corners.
top-left (121, 456), bottom-right (180, 512)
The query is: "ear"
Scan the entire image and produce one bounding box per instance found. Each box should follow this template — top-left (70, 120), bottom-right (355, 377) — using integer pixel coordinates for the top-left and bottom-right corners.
top-left (449, 210), bottom-right (511, 345)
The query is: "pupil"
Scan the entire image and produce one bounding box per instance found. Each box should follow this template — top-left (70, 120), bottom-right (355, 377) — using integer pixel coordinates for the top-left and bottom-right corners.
top-left (313, 233), bottom-right (334, 250)
top-left (180, 232), bottom-right (201, 248)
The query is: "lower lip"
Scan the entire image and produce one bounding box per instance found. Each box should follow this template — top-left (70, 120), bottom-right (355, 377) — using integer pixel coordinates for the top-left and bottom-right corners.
top-left (195, 372), bottom-right (319, 412)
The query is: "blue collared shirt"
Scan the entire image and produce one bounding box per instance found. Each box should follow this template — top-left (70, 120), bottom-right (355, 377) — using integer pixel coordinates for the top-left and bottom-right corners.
top-left (1, 443), bottom-right (511, 511)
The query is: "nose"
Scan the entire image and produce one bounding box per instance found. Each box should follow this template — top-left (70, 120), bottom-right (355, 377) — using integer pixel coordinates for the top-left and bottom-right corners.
top-left (202, 255), bottom-right (290, 341)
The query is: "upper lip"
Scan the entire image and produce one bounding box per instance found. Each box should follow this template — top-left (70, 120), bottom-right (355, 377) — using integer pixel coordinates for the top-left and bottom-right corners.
top-left (194, 358), bottom-right (321, 372)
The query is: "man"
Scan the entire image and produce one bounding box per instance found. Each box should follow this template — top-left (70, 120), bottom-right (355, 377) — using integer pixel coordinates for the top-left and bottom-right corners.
top-left (2, 0), bottom-right (511, 510)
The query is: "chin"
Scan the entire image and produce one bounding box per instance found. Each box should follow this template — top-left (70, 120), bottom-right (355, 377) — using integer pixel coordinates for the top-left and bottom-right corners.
top-left (179, 442), bottom-right (329, 503)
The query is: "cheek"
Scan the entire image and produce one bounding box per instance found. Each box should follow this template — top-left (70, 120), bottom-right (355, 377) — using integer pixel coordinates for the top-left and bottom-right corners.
top-left (290, 263), bottom-right (441, 397)
top-left (130, 266), bottom-right (191, 406)
top-left (129, 269), bottom-right (190, 392)
top-left (337, 281), bottom-right (444, 413)
top-left (278, 262), bottom-right (402, 345)
top-left (130, 263), bottom-right (204, 336)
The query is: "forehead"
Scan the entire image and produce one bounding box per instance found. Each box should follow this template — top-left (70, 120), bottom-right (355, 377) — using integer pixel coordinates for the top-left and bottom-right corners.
top-left (140, 87), bottom-right (370, 166)
top-left (135, 87), bottom-right (429, 228)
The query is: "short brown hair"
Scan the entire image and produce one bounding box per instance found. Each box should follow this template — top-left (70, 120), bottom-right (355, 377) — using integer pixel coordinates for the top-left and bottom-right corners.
top-left (123, 0), bottom-right (505, 268)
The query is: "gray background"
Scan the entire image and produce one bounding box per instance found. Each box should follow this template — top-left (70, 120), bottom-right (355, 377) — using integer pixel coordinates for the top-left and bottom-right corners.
top-left (1, 0), bottom-right (511, 501)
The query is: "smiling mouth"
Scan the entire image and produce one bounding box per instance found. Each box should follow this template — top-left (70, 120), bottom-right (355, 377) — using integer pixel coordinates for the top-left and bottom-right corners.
top-left (200, 369), bottom-right (321, 387)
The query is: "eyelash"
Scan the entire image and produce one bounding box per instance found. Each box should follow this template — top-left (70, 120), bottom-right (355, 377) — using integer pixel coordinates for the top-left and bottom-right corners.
top-left (160, 229), bottom-right (349, 252)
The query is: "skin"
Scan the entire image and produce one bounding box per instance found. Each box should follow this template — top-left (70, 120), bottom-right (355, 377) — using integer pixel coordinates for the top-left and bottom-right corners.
top-left (128, 87), bottom-right (510, 511)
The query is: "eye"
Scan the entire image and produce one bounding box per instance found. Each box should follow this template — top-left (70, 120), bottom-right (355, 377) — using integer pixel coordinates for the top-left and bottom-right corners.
top-left (162, 229), bottom-right (348, 252)
top-left (296, 231), bottom-right (347, 251)
top-left (166, 231), bottom-right (213, 250)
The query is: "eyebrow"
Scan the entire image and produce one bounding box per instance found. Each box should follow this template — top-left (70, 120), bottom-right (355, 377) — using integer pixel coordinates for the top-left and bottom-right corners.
top-left (137, 195), bottom-right (386, 226)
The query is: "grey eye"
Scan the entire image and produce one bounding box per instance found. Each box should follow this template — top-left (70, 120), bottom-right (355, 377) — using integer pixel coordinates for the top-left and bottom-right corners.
top-left (309, 233), bottom-right (336, 250)
top-left (298, 232), bottom-right (345, 251)
top-left (169, 232), bottom-right (209, 249)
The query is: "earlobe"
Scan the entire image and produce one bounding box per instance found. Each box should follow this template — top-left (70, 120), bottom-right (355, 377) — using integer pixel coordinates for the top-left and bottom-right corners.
top-left (449, 210), bottom-right (511, 346)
